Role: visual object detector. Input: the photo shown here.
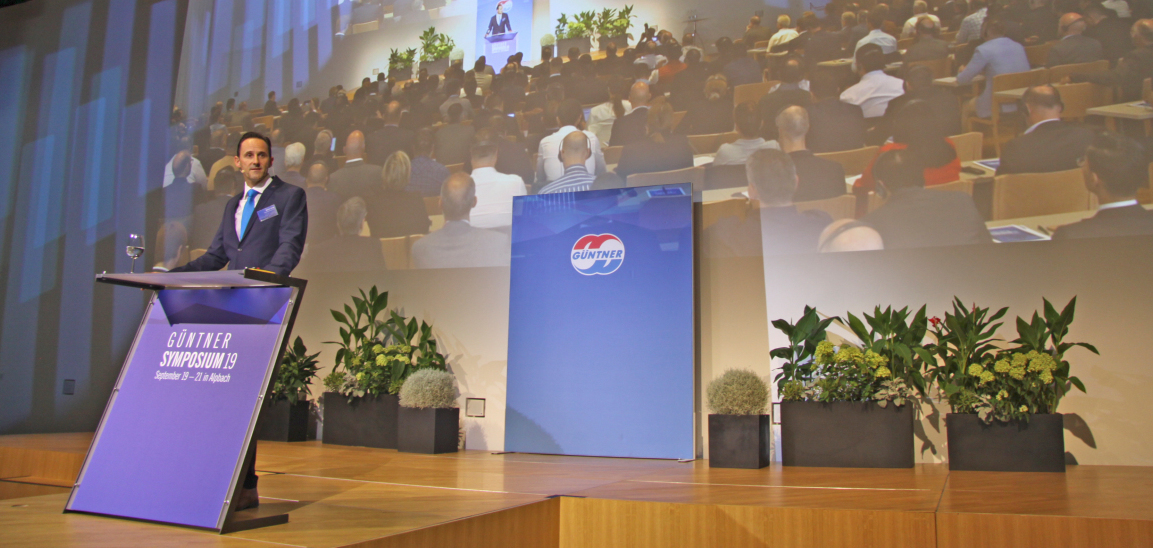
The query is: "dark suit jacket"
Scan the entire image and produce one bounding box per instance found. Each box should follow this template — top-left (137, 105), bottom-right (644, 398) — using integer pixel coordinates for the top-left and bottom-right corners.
top-left (996, 120), bottom-right (1095, 175)
top-left (807, 99), bottom-right (867, 153)
top-left (704, 206), bottom-right (832, 257)
top-left (1052, 204), bottom-right (1153, 239)
top-left (433, 123), bottom-right (475, 166)
top-left (263, 100), bottom-right (279, 116)
top-left (1085, 17), bottom-right (1132, 64)
top-left (614, 134), bottom-right (695, 180)
top-left (677, 98), bottom-right (736, 136)
top-left (903, 37), bottom-right (951, 64)
top-left (367, 125), bottom-right (416, 166)
top-left (487, 13), bottom-right (512, 35)
top-left (803, 30), bottom-right (846, 68)
top-left (863, 187), bottom-right (992, 249)
top-left (329, 159), bottom-right (384, 200)
top-left (744, 25), bottom-right (776, 46)
top-left (365, 188), bottom-right (431, 238)
top-left (882, 88), bottom-right (963, 139)
top-left (190, 195), bottom-right (232, 250)
top-left (171, 177), bottom-right (308, 276)
top-left (609, 106), bottom-right (650, 147)
top-left (304, 186), bottom-right (345, 243)
top-left (297, 235), bottom-right (386, 274)
top-left (791, 150), bottom-right (847, 202)
top-left (1046, 34), bottom-right (1105, 68)
top-left (758, 88), bottom-right (812, 140)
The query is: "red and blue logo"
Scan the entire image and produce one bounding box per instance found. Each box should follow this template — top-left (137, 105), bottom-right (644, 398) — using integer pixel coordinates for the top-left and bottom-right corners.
top-left (571, 234), bottom-right (625, 275)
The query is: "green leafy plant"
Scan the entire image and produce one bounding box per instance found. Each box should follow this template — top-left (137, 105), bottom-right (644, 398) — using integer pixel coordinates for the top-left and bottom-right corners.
top-left (555, 11), bottom-right (596, 40)
top-left (769, 306), bottom-right (839, 389)
top-left (594, 5), bottom-right (634, 38)
top-left (419, 27), bottom-right (456, 63)
top-left (707, 369), bottom-right (769, 415)
top-left (271, 336), bottom-right (321, 405)
top-left (389, 48), bottom-right (418, 72)
top-left (924, 298), bottom-right (1009, 411)
top-left (398, 369), bottom-right (458, 409)
top-left (780, 341), bottom-right (912, 407)
top-left (844, 305), bottom-right (933, 395)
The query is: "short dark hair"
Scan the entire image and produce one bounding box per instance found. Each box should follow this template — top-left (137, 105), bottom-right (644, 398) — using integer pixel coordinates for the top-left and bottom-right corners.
top-left (856, 43), bottom-right (886, 73)
top-left (447, 102), bottom-right (464, 123)
top-left (867, 4), bottom-right (889, 28)
top-left (873, 149), bottom-right (925, 191)
top-left (1086, 131), bottom-right (1147, 197)
top-left (558, 98), bottom-right (584, 126)
top-left (236, 131), bottom-right (271, 156)
top-left (780, 58), bottom-right (805, 84)
top-left (734, 102), bottom-right (762, 137)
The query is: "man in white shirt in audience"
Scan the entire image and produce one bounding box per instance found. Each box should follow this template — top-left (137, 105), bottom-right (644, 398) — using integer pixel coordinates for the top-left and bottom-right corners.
top-left (537, 99), bottom-right (606, 184)
top-left (768, 15), bottom-right (799, 52)
top-left (469, 141), bottom-right (527, 228)
top-left (841, 44), bottom-right (905, 119)
top-left (411, 172), bottom-right (511, 269)
top-left (853, 5), bottom-right (898, 71)
top-left (713, 102), bottom-right (779, 165)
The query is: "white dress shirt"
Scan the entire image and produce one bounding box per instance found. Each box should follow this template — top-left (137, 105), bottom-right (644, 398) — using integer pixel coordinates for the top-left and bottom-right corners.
top-left (164, 156), bottom-right (207, 187)
top-left (713, 138), bottom-right (781, 166)
top-left (853, 28), bottom-right (899, 71)
top-left (235, 176), bottom-right (272, 239)
top-left (1098, 199), bottom-right (1139, 211)
top-left (840, 70), bottom-right (905, 118)
top-left (588, 100), bottom-right (632, 145)
top-left (768, 28), bottom-right (799, 51)
top-left (536, 126), bottom-right (606, 183)
top-left (1102, 0), bottom-right (1130, 18)
top-left (470, 167), bottom-right (527, 228)
top-left (901, 14), bottom-right (941, 38)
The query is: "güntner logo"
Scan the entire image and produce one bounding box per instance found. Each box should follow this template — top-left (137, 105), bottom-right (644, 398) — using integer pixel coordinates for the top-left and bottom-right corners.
top-left (571, 234), bottom-right (625, 275)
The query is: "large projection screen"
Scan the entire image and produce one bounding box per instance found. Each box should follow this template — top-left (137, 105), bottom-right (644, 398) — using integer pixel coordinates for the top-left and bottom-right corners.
top-left (505, 184), bottom-right (695, 460)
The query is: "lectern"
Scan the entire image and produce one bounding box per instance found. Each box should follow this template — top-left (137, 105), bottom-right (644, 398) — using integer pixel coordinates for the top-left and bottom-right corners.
top-left (65, 269), bottom-right (306, 533)
top-left (485, 32), bottom-right (518, 58)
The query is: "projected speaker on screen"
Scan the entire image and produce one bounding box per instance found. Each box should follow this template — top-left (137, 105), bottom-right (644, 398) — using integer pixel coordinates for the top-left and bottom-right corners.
top-left (477, 0), bottom-right (530, 62)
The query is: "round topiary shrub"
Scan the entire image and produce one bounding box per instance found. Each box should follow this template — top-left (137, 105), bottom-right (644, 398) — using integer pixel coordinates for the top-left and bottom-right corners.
top-left (707, 369), bottom-right (769, 415)
top-left (398, 369), bottom-right (458, 409)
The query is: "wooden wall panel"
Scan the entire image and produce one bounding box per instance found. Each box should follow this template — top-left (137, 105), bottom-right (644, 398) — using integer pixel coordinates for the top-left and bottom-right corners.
top-left (937, 512), bottom-right (1153, 548)
top-left (349, 498), bottom-right (560, 548)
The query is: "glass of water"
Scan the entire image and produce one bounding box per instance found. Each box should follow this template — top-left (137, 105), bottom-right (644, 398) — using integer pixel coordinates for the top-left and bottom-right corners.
top-left (126, 233), bottom-right (144, 273)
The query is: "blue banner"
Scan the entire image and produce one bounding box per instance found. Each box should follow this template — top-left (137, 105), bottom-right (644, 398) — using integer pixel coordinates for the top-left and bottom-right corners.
top-left (505, 185), bottom-right (695, 459)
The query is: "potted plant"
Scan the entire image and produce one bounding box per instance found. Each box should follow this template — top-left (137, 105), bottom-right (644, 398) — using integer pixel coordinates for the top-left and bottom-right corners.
top-left (257, 336), bottom-right (320, 442)
top-left (555, 11), bottom-right (595, 56)
top-left (418, 27), bottom-right (455, 76)
top-left (388, 47), bottom-right (417, 80)
top-left (397, 369), bottom-right (460, 454)
top-left (707, 369), bottom-right (771, 469)
top-left (774, 305), bottom-right (928, 468)
top-left (595, 5), bottom-right (634, 51)
top-left (928, 297), bottom-right (1096, 472)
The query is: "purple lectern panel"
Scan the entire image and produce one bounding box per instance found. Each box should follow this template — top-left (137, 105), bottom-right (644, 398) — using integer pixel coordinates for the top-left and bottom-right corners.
top-left (66, 287), bottom-right (291, 529)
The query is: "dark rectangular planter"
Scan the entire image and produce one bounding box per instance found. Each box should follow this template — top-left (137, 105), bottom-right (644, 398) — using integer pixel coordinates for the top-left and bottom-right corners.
top-left (322, 392), bottom-right (398, 449)
top-left (557, 37), bottom-right (592, 55)
top-left (946, 413), bottom-right (1065, 472)
top-left (257, 399), bottom-right (310, 442)
top-left (781, 401), bottom-right (914, 468)
top-left (388, 67), bottom-right (413, 81)
top-left (599, 35), bottom-right (629, 50)
top-left (397, 407), bottom-right (459, 454)
top-left (708, 415), bottom-right (771, 469)
top-left (422, 57), bottom-right (449, 76)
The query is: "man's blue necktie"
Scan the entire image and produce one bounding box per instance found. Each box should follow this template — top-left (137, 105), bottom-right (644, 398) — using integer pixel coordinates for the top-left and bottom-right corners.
top-left (239, 188), bottom-right (258, 239)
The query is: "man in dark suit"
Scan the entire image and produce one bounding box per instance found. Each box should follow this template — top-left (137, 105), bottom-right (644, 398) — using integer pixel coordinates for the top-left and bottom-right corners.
top-left (863, 149), bottom-right (991, 249)
top-left (169, 132), bottom-right (309, 510)
top-left (303, 160), bottom-right (344, 244)
top-left (609, 81), bottom-right (652, 146)
top-left (1073, 19), bottom-right (1153, 102)
top-left (197, 127), bottom-right (228, 179)
top-left (1054, 132), bottom-right (1153, 239)
top-left (486, 2), bottom-right (512, 36)
top-left (296, 196), bottom-right (386, 273)
top-left (329, 131), bottom-right (382, 199)
top-left (881, 65), bottom-right (963, 140)
top-left (776, 106), bottom-right (847, 202)
top-left (434, 103), bottom-right (476, 166)
top-left (759, 58), bottom-right (813, 141)
top-left (263, 91), bottom-right (279, 116)
top-left (744, 15), bottom-right (776, 46)
top-left (1083, 4), bottom-right (1132, 64)
top-left (1046, 13), bottom-right (1104, 67)
top-left (805, 71), bottom-right (867, 153)
top-left (190, 167), bottom-right (239, 250)
top-left (903, 16), bottom-right (951, 63)
top-left (367, 101), bottom-right (416, 166)
top-left (704, 148), bottom-right (833, 257)
top-left (997, 85), bottom-right (1095, 175)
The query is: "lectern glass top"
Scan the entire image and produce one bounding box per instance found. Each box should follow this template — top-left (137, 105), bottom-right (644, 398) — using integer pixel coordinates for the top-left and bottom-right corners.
top-left (96, 270), bottom-right (291, 290)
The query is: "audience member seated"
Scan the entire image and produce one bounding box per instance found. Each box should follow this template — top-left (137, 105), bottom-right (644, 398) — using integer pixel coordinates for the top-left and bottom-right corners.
top-left (590, 78), bottom-right (632, 145)
top-left (610, 81), bottom-right (653, 146)
top-left (954, 0), bottom-right (989, 45)
top-left (297, 197), bottom-right (386, 273)
top-left (1082, 3), bottom-right (1133, 65)
top-left (853, 4), bottom-right (898, 70)
top-left (163, 150), bottom-right (202, 224)
top-left (309, 130), bottom-right (338, 174)
top-left (198, 127), bottom-right (228, 177)
top-left (1072, 19), bottom-right (1153, 102)
top-left (841, 44), bottom-right (905, 119)
top-left (434, 103), bottom-right (476, 166)
top-left (901, 1), bottom-right (942, 38)
top-left (768, 15), bottom-right (800, 52)
top-left (439, 79), bottom-right (474, 122)
top-left (364, 151), bottom-right (431, 238)
top-left (903, 16), bottom-right (951, 63)
top-left (714, 102), bottom-right (780, 166)
top-left (412, 173), bottom-right (512, 269)
top-left (280, 142), bottom-right (307, 187)
top-left (152, 221), bottom-right (190, 272)
top-left (407, 128), bottom-right (451, 198)
top-left (744, 15), bottom-right (776, 45)
top-left (263, 91), bottom-right (279, 116)
top-left (997, 84), bottom-right (1095, 175)
top-left (705, 148), bottom-right (833, 257)
top-left (469, 141), bottom-right (527, 228)
top-left (956, 18), bottom-right (1031, 124)
top-left (191, 168), bottom-right (239, 250)
top-left (303, 161), bottom-right (343, 244)
top-left (329, 130), bottom-right (381, 199)
top-left (164, 147), bottom-right (207, 188)
top-left (842, 11), bottom-right (870, 51)
top-left (800, 13), bottom-right (846, 68)
top-left (677, 76), bottom-right (736, 136)
top-left (669, 49), bottom-right (709, 111)
top-left (776, 106), bottom-right (847, 201)
top-left (858, 100), bottom-right (962, 190)
top-left (1053, 132), bottom-right (1153, 239)
top-left (807, 71), bottom-right (867, 153)
top-left (881, 65), bottom-right (962, 141)
top-left (818, 219), bottom-right (886, 252)
top-left (863, 149), bottom-right (992, 248)
top-left (615, 99), bottom-right (696, 180)
top-left (465, 118), bottom-right (536, 189)
top-left (367, 101), bottom-right (416, 166)
top-left (537, 99), bottom-right (607, 184)
top-left (723, 40), bottom-right (763, 87)
top-left (1046, 13), bottom-right (1104, 67)
top-left (759, 58), bottom-right (812, 140)
top-left (540, 131), bottom-right (598, 193)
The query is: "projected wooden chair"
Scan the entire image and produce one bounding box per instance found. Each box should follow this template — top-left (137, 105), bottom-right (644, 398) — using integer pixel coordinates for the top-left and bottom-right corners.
top-left (898, 38), bottom-right (916, 50)
top-left (626, 166), bottom-right (706, 192)
top-left (733, 81), bottom-right (778, 107)
top-left (991, 168), bottom-right (1091, 220)
top-left (970, 68), bottom-right (1049, 156)
top-left (672, 111), bottom-right (687, 132)
top-left (815, 145), bottom-right (879, 178)
top-left (1053, 82), bottom-right (1112, 121)
top-left (1025, 41), bottom-right (1055, 68)
top-left (423, 196), bottom-right (442, 217)
top-left (949, 132), bottom-right (985, 161)
top-left (380, 235), bottom-right (415, 270)
top-left (704, 163), bottom-right (748, 190)
top-left (701, 197), bottom-right (754, 230)
top-left (907, 57), bottom-right (953, 79)
top-left (251, 115), bottom-right (275, 129)
top-left (1047, 60), bottom-right (1109, 83)
top-left (351, 21), bottom-right (380, 35)
top-left (795, 194), bottom-right (856, 221)
top-left (446, 163), bottom-right (465, 174)
top-left (603, 145), bottom-right (624, 166)
top-left (688, 134), bottom-right (720, 155)
top-left (941, 30), bottom-right (958, 42)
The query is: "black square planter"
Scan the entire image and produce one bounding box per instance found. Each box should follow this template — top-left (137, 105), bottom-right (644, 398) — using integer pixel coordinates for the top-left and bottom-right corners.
top-left (708, 415), bottom-right (772, 469)
top-left (781, 401), bottom-right (914, 468)
top-left (946, 413), bottom-right (1065, 472)
top-left (322, 392), bottom-right (398, 449)
top-left (257, 399), bottom-right (310, 442)
top-left (397, 407), bottom-right (459, 454)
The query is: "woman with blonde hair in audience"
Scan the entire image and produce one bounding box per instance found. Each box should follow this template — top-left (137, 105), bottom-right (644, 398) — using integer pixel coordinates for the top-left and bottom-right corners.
top-left (614, 97), bottom-right (696, 180)
top-left (364, 151), bottom-right (431, 239)
top-left (676, 75), bottom-right (735, 135)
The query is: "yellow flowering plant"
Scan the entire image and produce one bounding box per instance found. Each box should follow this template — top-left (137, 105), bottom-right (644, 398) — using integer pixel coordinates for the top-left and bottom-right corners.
top-left (780, 340), bottom-right (913, 406)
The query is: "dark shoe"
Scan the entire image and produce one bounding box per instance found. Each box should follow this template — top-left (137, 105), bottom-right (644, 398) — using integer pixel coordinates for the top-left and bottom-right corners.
top-left (236, 487), bottom-right (260, 510)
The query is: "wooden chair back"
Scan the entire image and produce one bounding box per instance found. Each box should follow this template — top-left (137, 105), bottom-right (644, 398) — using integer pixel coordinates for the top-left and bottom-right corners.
top-left (1052, 82), bottom-right (1112, 121)
top-left (688, 133), bottom-right (723, 155)
top-left (423, 196), bottom-right (443, 217)
top-left (991, 168), bottom-right (1090, 220)
top-left (815, 145), bottom-right (880, 178)
top-left (795, 194), bottom-right (856, 221)
top-left (380, 235), bottom-right (416, 270)
top-left (672, 111), bottom-right (687, 132)
top-left (603, 145), bottom-right (624, 166)
top-left (1025, 41), bottom-right (1056, 68)
top-left (940, 30), bottom-right (958, 43)
top-left (949, 132), bottom-right (985, 162)
top-left (446, 163), bottom-right (465, 174)
top-left (626, 166), bottom-right (707, 192)
top-left (351, 21), bottom-right (380, 35)
top-left (928, 179), bottom-right (974, 195)
top-left (733, 81), bottom-right (778, 107)
top-left (897, 37), bottom-right (916, 50)
top-left (1046, 60), bottom-right (1109, 83)
top-left (701, 198), bottom-right (753, 230)
top-left (703, 163), bottom-right (748, 190)
top-left (906, 57), bottom-right (952, 79)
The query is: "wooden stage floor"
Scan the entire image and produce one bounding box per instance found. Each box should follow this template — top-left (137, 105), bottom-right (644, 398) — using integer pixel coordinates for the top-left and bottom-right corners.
top-left (1, 433), bottom-right (1151, 547)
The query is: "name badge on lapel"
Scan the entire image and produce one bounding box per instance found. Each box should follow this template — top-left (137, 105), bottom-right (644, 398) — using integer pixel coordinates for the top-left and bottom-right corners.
top-left (257, 205), bottom-right (278, 222)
